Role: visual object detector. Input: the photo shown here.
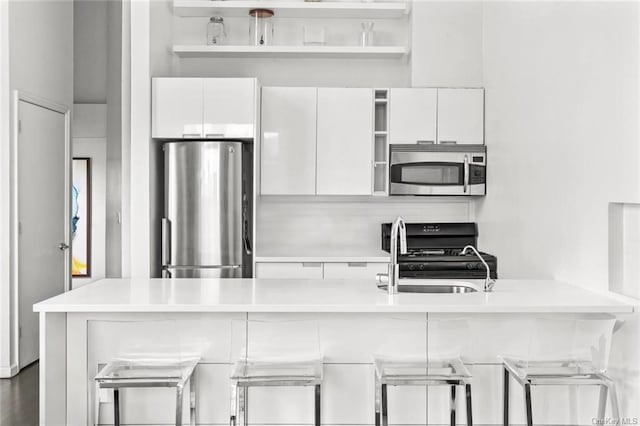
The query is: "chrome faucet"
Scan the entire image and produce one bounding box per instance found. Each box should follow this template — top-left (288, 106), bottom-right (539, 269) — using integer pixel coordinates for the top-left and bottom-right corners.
top-left (461, 245), bottom-right (495, 292)
top-left (377, 216), bottom-right (407, 295)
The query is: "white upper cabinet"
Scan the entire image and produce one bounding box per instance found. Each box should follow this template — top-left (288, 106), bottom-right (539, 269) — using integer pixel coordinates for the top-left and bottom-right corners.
top-left (316, 88), bottom-right (373, 195)
top-left (437, 88), bottom-right (484, 145)
top-left (152, 78), bottom-right (203, 138)
top-left (152, 77), bottom-right (257, 139)
top-left (203, 78), bottom-right (256, 138)
top-left (261, 87), bottom-right (317, 195)
top-left (389, 88), bottom-right (437, 145)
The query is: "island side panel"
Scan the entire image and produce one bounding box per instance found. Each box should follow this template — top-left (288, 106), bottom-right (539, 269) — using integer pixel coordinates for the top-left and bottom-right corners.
top-left (39, 312), bottom-right (67, 426)
top-left (63, 311), bottom-right (632, 425)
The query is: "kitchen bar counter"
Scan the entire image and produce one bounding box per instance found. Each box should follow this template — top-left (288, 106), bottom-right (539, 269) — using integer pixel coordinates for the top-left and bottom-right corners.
top-left (35, 278), bottom-right (634, 313)
top-left (36, 279), bottom-right (636, 425)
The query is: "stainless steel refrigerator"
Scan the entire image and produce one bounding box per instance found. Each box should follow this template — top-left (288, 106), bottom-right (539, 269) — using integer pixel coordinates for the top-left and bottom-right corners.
top-left (161, 141), bottom-right (253, 278)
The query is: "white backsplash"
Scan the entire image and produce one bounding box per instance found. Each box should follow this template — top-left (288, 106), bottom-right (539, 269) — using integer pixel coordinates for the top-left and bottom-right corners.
top-left (256, 197), bottom-right (471, 256)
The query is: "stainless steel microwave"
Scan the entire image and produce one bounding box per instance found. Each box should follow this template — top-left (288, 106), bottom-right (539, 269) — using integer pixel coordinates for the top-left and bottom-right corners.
top-left (389, 144), bottom-right (486, 196)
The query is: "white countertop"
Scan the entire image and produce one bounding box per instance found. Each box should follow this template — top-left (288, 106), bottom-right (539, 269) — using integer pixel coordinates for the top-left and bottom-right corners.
top-left (34, 278), bottom-right (636, 314)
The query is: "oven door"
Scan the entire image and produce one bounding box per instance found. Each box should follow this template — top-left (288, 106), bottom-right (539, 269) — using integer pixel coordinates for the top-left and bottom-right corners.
top-left (389, 147), bottom-right (485, 195)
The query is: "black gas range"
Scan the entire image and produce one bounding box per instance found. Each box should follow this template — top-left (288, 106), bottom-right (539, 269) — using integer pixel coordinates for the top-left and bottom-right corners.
top-left (381, 222), bottom-right (498, 279)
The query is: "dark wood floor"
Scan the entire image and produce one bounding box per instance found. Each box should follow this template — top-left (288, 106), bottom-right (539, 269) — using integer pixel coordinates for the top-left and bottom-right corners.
top-left (0, 362), bottom-right (38, 426)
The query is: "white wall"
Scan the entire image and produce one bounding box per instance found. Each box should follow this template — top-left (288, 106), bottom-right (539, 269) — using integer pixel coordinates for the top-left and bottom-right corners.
top-left (477, 1), bottom-right (640, 288)
top-left (257, 198), bottom-right (471, 256)
top-left (0, 0), bottom-right (11, 379)
top-left (106, 0), bottom-right (124, 278)
top-left (72, 104), bottom-right (107, 288)
top-left (411, 1), bottom-right (483, 87)
top-left (74, 0), bottom-right (108, 103)
top-left (477, 2), bottom-right (640, 417)
top-left (0, 0), bottom-right (74, 377)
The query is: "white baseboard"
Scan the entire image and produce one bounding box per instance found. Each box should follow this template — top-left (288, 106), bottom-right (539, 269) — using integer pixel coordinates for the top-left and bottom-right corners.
top-left (0, 362), bottom-right (19, 378)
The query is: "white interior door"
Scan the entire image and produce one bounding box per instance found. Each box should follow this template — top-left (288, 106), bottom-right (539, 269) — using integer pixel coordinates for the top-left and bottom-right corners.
top-left (18, 99), bottom-right (69, 369)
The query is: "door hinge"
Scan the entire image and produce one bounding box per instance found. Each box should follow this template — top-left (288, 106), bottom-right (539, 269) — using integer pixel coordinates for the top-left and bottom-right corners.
top-left (18, 326), bottom-right (22, 339)
top-left (18, 120), bottom-right (21, 134)
top-left (18, 221), bottom-right (22, 235)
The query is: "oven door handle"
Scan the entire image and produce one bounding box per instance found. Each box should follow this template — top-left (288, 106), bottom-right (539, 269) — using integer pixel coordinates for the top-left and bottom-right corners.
top-left (463, 155), bottom-right (469, 193)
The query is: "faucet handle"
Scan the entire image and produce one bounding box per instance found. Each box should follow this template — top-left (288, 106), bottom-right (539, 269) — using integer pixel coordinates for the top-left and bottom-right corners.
top-left (376, 273), bottom-right (389, 285)
top-left (485, 279), bottom-right (496, 292)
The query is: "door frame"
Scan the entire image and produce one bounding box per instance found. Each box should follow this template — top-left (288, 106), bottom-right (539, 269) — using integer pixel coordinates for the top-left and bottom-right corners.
top-left (11, 90), bottom-right (71, 373)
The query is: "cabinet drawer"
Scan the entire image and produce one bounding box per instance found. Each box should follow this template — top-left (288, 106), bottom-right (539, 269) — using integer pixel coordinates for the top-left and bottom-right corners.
top-left (255, 262), bottom-right (323, 279)
top-left (323, 262), bottom-right (388, 280)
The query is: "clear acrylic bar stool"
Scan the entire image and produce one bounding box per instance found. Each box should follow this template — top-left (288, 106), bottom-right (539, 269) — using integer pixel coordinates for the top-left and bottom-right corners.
top-left (229, 319), bottom-right (323, 426)
top-left (373, 318), bottom-right (473, 426)
top-left (501, 317), bottom-right (620, 426)
top-left (94, 320), bottom-right (200, 426)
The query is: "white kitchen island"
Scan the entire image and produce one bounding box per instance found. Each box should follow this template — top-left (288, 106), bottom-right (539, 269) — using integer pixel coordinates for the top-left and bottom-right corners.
top-left (35, 278), bottom-right (635, 426)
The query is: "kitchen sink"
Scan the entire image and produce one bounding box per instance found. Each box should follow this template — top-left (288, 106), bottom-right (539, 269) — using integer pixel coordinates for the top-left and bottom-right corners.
top-left (377, 280), bottom-right (479, 294)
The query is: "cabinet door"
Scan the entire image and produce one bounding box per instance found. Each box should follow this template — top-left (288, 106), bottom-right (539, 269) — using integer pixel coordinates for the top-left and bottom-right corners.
top-left (316, 88), bottom-right (373, 195)
top-left (323, 262), bottom-right (388, 280)
top-left (437, 88), bottom-right (484, 145)
top-left (152, 78), bottom-right (203, 138)
top-left (255, 262), bottom-right (324, 279)
top-left (261, 87), bottom-right (317, 195)
top-left (389, 88), bottom-right (437, 145)
top-left (203, 78), bottom-right (255, 138)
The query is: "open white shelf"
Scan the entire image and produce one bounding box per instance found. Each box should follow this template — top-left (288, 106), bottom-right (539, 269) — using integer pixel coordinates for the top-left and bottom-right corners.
top-left (173, 1), bottom-right (410, 19)
top-left (173, 44), bottom-right (408, 59)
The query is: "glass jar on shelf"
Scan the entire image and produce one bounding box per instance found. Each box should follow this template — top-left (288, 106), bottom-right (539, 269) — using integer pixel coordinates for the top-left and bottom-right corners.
top-left (249, 8), bottom-right (274, 46)
top-left (207, 16), bottom-right (226, 45)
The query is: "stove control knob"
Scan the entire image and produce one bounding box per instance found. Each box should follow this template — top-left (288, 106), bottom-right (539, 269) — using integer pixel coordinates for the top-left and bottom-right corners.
top-left (466, 263), bottom-right (474, 270)
top-left (408, 264), bottom-right (415, 271)
top-left (418, 264), bottom-right (424, 270)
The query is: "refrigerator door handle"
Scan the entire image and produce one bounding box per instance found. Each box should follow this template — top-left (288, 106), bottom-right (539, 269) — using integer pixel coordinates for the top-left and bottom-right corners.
top-left (161, 218), bottom-right (171, 267)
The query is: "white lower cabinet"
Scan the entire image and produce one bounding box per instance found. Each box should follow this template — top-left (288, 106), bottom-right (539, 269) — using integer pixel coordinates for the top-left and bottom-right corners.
top-left (256, 261), bottom-right (388, 280)
top-left (255, 262), bottom-right (324, 279)
top-left (323, 262), bottom-right (388, 280)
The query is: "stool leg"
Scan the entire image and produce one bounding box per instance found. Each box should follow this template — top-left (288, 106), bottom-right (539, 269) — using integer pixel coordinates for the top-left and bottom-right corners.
top-left (243, 386), bottom-right (248, 426)
top-left (381, 384), bottom-right (389, 426)
top-left (190, 375), bottom-right (196, 426)
top-left (597, 384), bottom-right (608, 421)
top-left (176, 383), bottom-right (184, 426)
top-left (230, 384), bottom-right (238, 426)
top-left (524, 383), bottom-right (533, 426)
top-left (503, 368), bottom-right (509, 426)
top-left (374, 377), bottom-right (381, 426)
top-left (315, 384), bottom-right (322, 426)
top-left (113, 389), bottom-right (120, 426)
top-left (607, 380), bottom-right (620, 421)
top-left (94, 383), bottom-right (100, 426)
top-left (238, 386), bottom-right (247, 426)
top-left (465, 384), bottom-right (473, 426)
top-left (450, 385), bottom-right (457, 426)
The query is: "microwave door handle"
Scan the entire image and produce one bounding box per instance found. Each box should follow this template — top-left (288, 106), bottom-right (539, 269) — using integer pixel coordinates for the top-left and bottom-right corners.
top-left (463, 155), bottom-right (469, 193)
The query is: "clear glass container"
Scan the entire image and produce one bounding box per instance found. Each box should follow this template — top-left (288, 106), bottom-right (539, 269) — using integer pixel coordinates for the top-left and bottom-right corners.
top-left (249, 8), bottom-right (274, 46)
top-left (361, 21), bottom-right (374, 47)
top-left (207, 16), bottom-right (226, 45)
